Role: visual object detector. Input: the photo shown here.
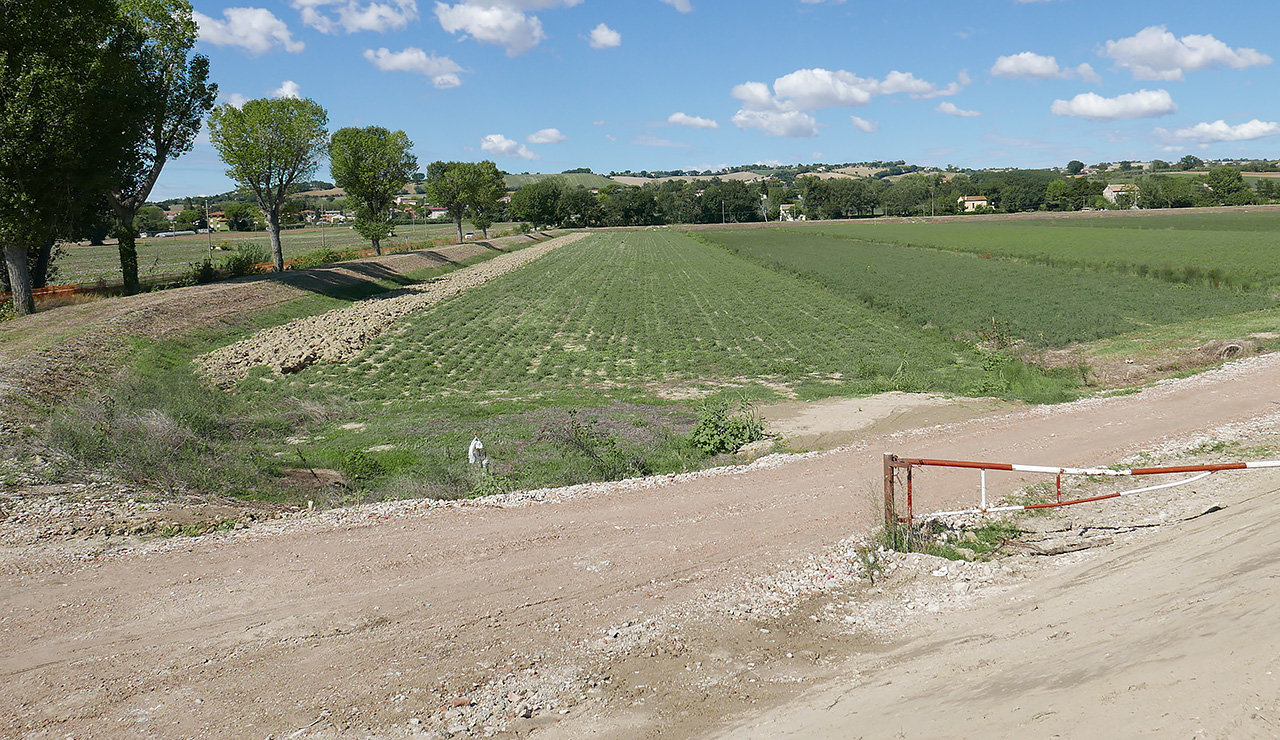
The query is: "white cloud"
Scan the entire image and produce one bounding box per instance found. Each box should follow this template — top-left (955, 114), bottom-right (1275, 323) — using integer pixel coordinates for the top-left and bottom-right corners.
top-left (434, 2), bottom-right (546, 56)
top-left (222, 92), bottom-right (249, 108)
top-left (587, 22), bottom-right (620, 49)
top-left (291, 0), bottom-right (418, 34)
top-left (1103, 26), bottom-right (1272, 81)
top-left (729, 67), bottom-right (967, 138)
top-left (731, 109), bottom-right (819, 138)
top-left (660, 0), bottom-right (693, 11)
top-left (770, 68), bottom-right (873, 108)
top-left (991, 52), bottom-right (1101, 83)
top-left (592, 120), bottom-right (606, 126)
top-left (936, 101), bottom-right (980, 117)
top-left (850, 115), bottom-right (878, 133)
top-left (481, 133), bottom-right (539, 159)
top-left (1076, 63), bottom-right (1101, 84)
top-left (1050, 89), bottom-right (1177, 121)
top-left (746, 67), bottom-right (968, 112)
top-left (1156, 119), bottom-right (1280, 143)
top-left (194, 8), bottom-right (304, 55)
top-left (991, 52), bottom-right (1063, 79)
top-left (527, 128), bottom-right (567, 143)
top-left (270, 80), bottom-right (302, 98)
top-left (363, 47), bottom-right (464, 88)
top-left (668, 112), bottom-right (718, 130)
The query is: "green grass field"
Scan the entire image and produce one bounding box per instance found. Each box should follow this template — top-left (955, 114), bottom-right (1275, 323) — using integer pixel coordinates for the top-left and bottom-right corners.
top-left (37, 210), bottom-right (1280, 504)
top-left (702, 227), bottom-right (1275, 347)
top-left (795, 211), bottom-right (1280, 290)
top-left (55, 221), bottom-right (521, 285)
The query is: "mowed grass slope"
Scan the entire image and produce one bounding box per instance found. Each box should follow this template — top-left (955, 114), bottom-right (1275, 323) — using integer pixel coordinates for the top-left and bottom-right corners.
top-left (703, 228), bottom-right (1276, 347)
top-left (798, 210), bottom-right (1280, 290)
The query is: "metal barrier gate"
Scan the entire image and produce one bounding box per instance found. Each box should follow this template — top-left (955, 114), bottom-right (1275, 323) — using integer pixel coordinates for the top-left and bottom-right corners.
top-left (883, 452), bottom-right (1280, 527)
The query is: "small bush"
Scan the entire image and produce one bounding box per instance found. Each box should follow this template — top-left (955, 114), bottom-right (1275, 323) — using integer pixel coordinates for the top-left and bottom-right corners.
top-left (189, 258), bottom-right (217, 284)
top-left (0, 299), bottom-right (16, 322)
top-left (689, 396), bottom-right (763, 455)
top-left (341, 450), bottom-right (385, 480)
top-left (220, 243), bottom-right (269, 276)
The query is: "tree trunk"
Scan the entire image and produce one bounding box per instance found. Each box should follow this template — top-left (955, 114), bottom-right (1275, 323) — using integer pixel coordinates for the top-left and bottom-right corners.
top-left (3, 242), bottom-right (35, 316)
top-left (116, 226), bottom-right (140, 294)
top-left (372, 236), bottom-right (381, 256)
top-left (266, 210), bottom-right (284, 271)
top-left (454, 215), bottom-right (464, 244)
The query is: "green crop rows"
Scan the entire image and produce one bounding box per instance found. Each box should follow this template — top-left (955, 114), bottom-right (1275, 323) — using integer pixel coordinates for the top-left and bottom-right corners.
top-left (797, 211), bottom-right (1280, 290)
top-left (247, 229), bottom-right (1082, 499)
top-left (702, 228), bottom-right (1275, 347)
top-left (293, 229), bottom-right (1040, 403)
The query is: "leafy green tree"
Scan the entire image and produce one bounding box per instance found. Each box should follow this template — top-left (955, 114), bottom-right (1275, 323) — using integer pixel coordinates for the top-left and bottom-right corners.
top-left (105, 0), bottom-right (216, 294)
top-left (221, 202), bottom-right (258, 231)
top-left (328, 126), bottom-right (417, 255)
top-left (1045, 179), bottom-right (1071, 211)
top-left (133, 205), bottom-right (168, 233)
top-left (424, 160), bottom-right (506, 242)
top-left (0, 0), bottom-right (148, 314)
top-left (209, 97), bottom-right (329, 271)
top-left (508, 176), bottom-right (565, 230)
top-left (1066, 160), bottom-right (1085, 176)
top-left (174, 208), bottom-right (203, 230)
top-left (466, 160), bottom-right (505, 238)
top-left (556, 186), bottom-right (604, 228)
top-left (1204, 166), bottom-right (1248, 204)
top-left (1179, 154), bottom-right (1204, 171)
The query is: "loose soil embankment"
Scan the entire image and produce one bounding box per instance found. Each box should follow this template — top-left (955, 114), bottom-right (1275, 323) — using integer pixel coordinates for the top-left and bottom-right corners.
top-left (2, 353), bottom-right (1279, 739)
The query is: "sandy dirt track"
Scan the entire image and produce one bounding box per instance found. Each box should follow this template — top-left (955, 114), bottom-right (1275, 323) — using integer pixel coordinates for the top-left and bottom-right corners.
top-left (4, 351), bottom-right (1280, 738)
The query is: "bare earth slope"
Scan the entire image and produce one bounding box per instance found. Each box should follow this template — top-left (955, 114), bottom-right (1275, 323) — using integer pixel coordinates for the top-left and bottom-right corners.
top-left (715, 462), bottom-right (1280, 740)
top-left (3, 353), bottom-right (1280, 739)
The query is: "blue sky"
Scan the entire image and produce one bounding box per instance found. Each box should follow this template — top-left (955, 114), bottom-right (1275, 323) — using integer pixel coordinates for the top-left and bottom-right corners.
top-left (158, 0), bottom-right (1280, 199)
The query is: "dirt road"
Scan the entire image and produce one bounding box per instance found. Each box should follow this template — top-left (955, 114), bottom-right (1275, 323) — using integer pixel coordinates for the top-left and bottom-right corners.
top-left (4, 351), bottom-right (1280, 738)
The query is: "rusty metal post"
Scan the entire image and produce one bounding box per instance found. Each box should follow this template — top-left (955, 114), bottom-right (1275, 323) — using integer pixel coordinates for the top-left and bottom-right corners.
top-left (883, 453), bottom-right (897, 528)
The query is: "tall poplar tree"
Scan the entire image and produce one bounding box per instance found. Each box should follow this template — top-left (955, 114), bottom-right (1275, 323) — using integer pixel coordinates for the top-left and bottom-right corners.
top-left (208, 97), bottom-right (329, 272)
top-left (106, 0), bottom-right (218, 294)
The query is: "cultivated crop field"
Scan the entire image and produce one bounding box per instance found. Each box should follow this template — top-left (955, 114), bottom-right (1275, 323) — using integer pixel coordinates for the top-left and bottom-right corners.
top-left (702, 228), bottom-right (1276, 347)
top-left (797, 209), bottom-right (1280, 290)
top-left (54, 221), bottom-right (519, 284)
top-left (247, 229), bottom-right (1068, 498)
top-left (32, 209), bottom-right (1280, 504)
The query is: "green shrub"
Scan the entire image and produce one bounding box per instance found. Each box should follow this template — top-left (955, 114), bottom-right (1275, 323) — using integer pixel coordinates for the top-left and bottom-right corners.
top-left (189, 258), bottom-right (217, 284)
top-left (689, 396), bottom-right (763, 455)
top-left (220, 243), bottom-right (269, 277)
top-left (341, 450), bottom-right (385, 480)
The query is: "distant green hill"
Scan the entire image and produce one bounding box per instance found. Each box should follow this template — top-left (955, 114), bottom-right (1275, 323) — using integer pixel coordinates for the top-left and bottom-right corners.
top-left (504, 172), bottom-right (616, 190)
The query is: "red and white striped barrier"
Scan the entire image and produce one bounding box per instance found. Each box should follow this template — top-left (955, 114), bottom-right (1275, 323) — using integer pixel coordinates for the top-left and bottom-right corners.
top-left (882, 453), bottom-right (1280, 526)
